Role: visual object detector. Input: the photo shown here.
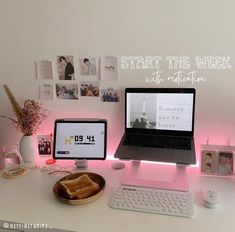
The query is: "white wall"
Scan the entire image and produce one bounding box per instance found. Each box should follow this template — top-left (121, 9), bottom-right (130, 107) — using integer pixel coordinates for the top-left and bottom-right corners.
top-left (0, 0), bottom-right (235, 158)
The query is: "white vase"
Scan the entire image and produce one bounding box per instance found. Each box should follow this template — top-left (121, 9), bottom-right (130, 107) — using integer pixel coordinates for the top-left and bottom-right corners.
top-left (19, 135), bottom-right (35, 163)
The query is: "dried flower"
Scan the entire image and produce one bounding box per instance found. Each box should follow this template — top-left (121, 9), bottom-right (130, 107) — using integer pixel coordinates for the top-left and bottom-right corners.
top-left (0, 85), bottom-right (49, 136)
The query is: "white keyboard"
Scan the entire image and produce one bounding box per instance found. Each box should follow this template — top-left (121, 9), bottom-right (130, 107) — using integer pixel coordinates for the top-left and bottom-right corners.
top-left (110, 186), bottom-right (194, 217)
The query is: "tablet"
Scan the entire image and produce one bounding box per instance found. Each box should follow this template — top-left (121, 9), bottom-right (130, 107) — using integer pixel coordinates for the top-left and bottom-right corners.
top-left (53, 119), bottom-right (107, 160)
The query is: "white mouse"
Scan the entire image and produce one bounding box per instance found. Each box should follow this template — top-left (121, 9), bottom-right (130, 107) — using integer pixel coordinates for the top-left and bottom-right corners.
top-left (111, 162), bottom-right (126, 170)
top-left (203, 190), bottom-right (221, 208)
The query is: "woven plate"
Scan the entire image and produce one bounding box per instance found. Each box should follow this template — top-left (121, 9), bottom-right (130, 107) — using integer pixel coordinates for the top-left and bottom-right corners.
top-left (53, 172), bottom-right (106, 205)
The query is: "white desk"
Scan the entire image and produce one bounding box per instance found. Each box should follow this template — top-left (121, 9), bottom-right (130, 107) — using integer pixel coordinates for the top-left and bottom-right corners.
top-left (0, 160), bottom-right (235, 232)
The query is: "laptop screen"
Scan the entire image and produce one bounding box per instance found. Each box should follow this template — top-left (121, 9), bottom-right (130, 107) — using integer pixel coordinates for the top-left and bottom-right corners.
top-left (126, 88), bottom-right (195, 134)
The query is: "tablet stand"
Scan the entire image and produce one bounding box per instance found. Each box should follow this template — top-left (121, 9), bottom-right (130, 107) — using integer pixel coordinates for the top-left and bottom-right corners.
top-left (121, 160), bottom-right (189, 192)
top-left (75, 160), bottom-right (88, 169)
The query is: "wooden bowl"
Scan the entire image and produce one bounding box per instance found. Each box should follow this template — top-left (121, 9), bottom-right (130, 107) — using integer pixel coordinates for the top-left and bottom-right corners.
top-left (53, 172), bottom-right (105, 205)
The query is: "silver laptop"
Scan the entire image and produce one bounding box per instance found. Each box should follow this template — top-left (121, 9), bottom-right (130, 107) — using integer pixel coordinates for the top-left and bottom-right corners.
top-left (114, 88), bottom-right (196, 164)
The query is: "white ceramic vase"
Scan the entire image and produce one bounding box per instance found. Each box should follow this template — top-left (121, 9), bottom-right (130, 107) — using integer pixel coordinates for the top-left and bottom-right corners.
top-left (19, 135), bottom-right (35, 163)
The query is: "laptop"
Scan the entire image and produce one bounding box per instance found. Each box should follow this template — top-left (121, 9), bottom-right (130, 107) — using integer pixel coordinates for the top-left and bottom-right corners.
top-left (114, 88), bottom-right (196, 164)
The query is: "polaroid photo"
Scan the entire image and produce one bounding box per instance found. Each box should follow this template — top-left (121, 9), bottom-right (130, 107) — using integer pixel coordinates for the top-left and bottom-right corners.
top-left (200, 150), bottom-right (217, 174)
top-left (80, 81), bottom-right (99, 97)
top-left (218, 151), bottom-right (233, 176)
top-left (57, 55), bottom-right (75, 80)
top-left (100, 56), bottom-right (118, 81)
top-left (55, 83), bottom-right (79, 100)
top-left (37, 135), bottom-right (52, 155)
top-left (101, 88), bottom-right (120, 102)
top-left (79, 57), bottom-right (98, 76)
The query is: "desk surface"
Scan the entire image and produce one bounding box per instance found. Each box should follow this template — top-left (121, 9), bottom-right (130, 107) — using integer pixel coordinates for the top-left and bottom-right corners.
top-left (0, 160), bottom-right (235, 232)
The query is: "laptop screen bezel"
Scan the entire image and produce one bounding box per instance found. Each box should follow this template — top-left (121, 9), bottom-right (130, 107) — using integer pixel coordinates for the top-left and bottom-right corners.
top-left (125, 88), bottom-right (196, 137)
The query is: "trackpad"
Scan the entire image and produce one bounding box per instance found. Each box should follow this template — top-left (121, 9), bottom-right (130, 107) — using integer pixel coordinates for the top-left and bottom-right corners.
top-left (118, 146), bottom-right (138, 158)
top-left (136, 148), bottom-right (174, 162)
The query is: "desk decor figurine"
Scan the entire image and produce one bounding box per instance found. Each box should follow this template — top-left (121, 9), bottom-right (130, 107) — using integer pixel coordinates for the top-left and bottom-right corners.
top-left (0, 85), bottom-right (49, 163)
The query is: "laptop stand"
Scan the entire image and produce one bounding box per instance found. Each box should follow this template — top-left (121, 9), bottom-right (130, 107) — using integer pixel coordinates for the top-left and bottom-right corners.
top-left (121, 160), bottom-right (189, 192)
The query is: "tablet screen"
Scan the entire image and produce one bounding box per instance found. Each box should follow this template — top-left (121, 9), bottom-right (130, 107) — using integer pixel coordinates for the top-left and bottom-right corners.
top-left (53, 120), bottom-right (107, 160)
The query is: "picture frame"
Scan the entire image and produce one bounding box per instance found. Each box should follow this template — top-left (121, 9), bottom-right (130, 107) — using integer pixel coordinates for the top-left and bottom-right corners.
top-left (37, 135), bottom-right (52, 156)
top-left (200, 144), bottom-right (234, 177)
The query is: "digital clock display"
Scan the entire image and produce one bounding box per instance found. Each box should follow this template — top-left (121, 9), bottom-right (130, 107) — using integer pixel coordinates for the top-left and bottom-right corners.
top-left (53, 120), bottom-right (106, 159)
top-left (74, 135), bottom-right (95, 144)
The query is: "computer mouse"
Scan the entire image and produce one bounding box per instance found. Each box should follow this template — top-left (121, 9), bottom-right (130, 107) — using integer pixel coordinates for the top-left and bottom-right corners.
top-left (111, 162), bottom-right (126, 170)
top-left (203, 190), bottom-right (221, 208)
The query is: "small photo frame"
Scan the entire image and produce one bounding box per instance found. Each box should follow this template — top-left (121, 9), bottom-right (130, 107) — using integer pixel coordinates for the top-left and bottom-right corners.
top-left (200, 150), bottom-right (217, 174)
top-left (37, 135), bottom-right (52, 155)
top-left (218, 151), bottom-right (233, 176)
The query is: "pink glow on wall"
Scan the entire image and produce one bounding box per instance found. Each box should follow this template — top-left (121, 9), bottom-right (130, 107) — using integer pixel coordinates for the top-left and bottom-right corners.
top-left (35, 111), bottom-right (235, 170)
top-left (106, 154), bottom-right (199, 167)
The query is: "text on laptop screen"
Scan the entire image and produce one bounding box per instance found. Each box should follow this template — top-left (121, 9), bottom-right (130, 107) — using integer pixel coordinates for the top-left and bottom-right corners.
top-left (54, 122), bottom-right (106, 159)
top-left (126, 93), bottom-right (194, 131)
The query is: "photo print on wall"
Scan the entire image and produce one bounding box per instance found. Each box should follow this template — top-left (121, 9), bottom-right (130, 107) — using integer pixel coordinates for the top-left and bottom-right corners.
top-left (80, 81), bottom-right (99, 97)
top-left (100, 56), bottom-right (118, 81)
top-left (79, 57), bottom-right (98, 76)
top-left (57, 55), bottom-right (75, 80)
top-left (100, 88), bottom-right (120, 102)
top-left (55, 83), bottom-right (79, 100)
top-left (40, 83), bottom-right (54, 100)
top-left (36, 60), bottom-right (53, 80)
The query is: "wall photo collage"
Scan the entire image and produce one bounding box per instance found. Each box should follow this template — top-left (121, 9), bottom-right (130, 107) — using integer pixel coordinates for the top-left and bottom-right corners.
top-left (36, 56), bottom-right (119, 102)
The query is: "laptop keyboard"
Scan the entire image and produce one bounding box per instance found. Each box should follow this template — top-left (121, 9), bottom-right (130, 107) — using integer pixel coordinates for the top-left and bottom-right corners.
top-left (123, 134), bottom-right (191, 150)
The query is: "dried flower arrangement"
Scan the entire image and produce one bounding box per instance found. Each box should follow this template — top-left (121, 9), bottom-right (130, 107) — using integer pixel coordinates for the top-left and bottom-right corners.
top-left (0, 85), bottom-right (49, 136)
